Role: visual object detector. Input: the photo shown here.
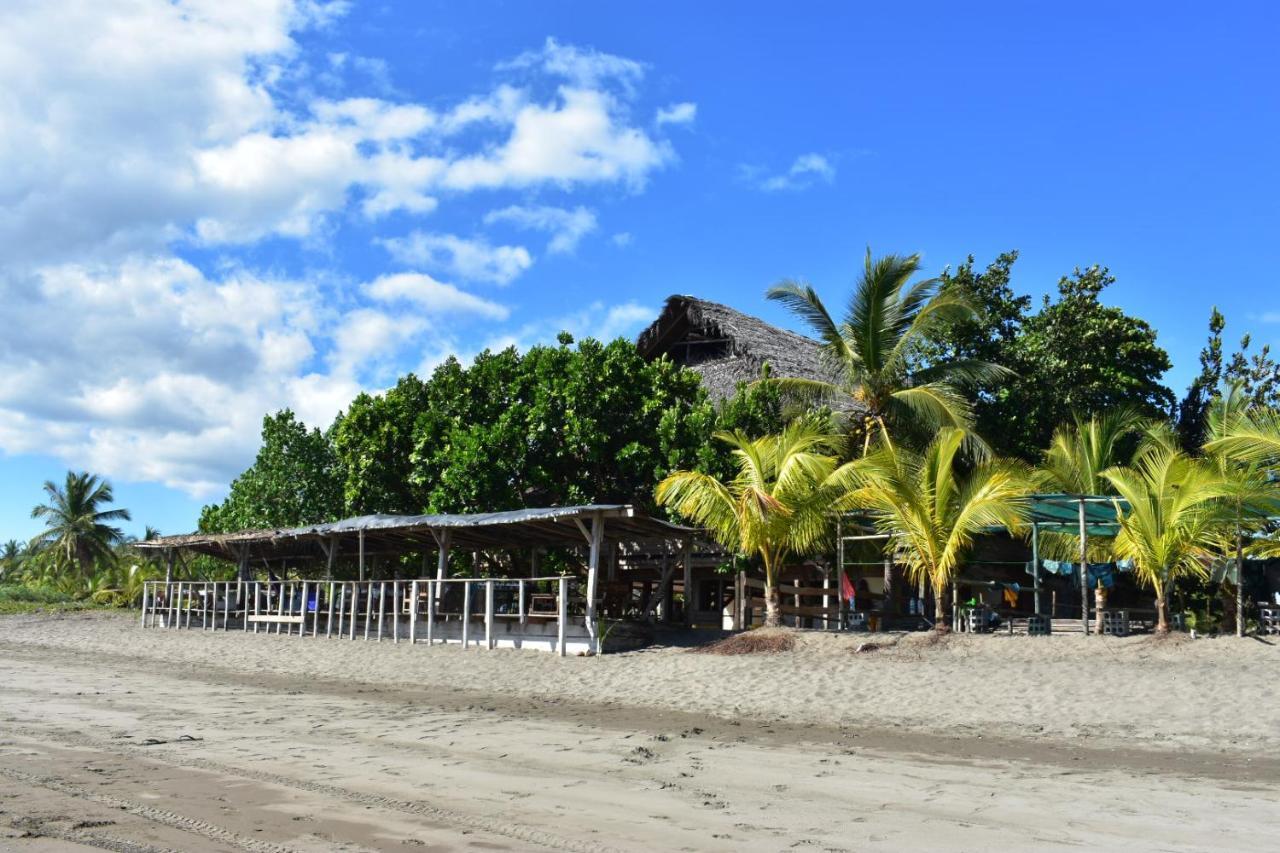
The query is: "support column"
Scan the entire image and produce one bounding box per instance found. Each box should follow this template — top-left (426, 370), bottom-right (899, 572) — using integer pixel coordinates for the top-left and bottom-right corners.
top-left (682, 538), bottom-right (693, 628)
top-left (358, 529), bottom-right (366, 582)
top-left (1031, 523), bottom-right (1041, 616)
top-left (325, 536), bottom-right (337, 581)
top-left (164, 548), bottom-right (174, 585)
top-left (1078, 499), bottom-right (1090, 636)
top-left (434, 530), bottom-right (451, 600)
top-left (585, 513), bottom-right (604, 652)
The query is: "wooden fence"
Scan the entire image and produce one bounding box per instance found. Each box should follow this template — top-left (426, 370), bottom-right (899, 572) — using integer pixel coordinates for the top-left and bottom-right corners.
top-left (139, 577), bottom-right (587, 656)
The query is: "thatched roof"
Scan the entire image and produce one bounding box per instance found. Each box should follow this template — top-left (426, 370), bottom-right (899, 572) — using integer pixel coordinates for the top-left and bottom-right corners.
top-left (636, 295), bottom-right (835, 400)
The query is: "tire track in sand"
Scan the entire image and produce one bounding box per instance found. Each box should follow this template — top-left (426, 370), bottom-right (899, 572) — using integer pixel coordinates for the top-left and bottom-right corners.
top-left (4, 724), bottom-right (621, 853)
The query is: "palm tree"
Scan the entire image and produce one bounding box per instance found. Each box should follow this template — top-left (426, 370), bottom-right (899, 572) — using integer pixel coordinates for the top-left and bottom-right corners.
top-left (1036, 407), bottom-right (1148, 629)
top-left (766, 249), bottom-right (1009, 454)
top-left (655, 418), bottom-right (860, 627)
top-left (1202, 385), bottom-right (1280, 636)
top-left (1104, 429), bottom-right (1228, 634)
top-left (0, 540), bottom-right (25, 581)
top-left (29, 471), bottom-right (131, 580)
top-left (846, 427), bottom-right (1031, 627)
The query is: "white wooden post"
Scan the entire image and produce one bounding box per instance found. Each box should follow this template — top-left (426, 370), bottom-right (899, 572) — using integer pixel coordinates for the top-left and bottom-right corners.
top-left (409, 580), bottom-right (419, 644)
top-left (461, 581), bottom-right (471, 649)
top-left (299, 582), bottom-right (309, 639)
top-left (393, 580), bottom-right (401, 644)
top-left (364, 582), bottom-right (373, 641)
top-left (252, 582), bottom-right (260, 633)
top-left (557, 575), bottom-right (568, 657)
top-left (326, 582), bottom-right (335, 638)
top-left (140, 583), bottom-right (148, 628)
top-left (377, 581), bottom-right (386, 642)
top-left (518, 579), bottom-right (527, 625)
top-left (485, 580), bottom-right (495, 650)
top-left (435, 531), bottom-right (450, 598)
top-left (349, 582), bottom-right (358, 641)
top-left (175, 582), bottom-right (184, 629)
top-left (426, 580), bottom-right (436, 645)
top-left (336, 583), bottom-right (345, 637)
top-left (585, 513), bottom-right (604, 651)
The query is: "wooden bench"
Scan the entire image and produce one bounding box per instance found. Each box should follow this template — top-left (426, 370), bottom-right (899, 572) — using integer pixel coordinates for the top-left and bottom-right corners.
top-left (247, 614), bottom-right (305, 624)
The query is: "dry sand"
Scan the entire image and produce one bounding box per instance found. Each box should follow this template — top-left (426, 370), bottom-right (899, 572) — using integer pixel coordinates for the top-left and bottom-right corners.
top-left (0, 610), bottom-right (1276, 851)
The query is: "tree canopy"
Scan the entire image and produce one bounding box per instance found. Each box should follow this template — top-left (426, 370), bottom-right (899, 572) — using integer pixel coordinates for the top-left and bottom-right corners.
top-left (925, 257), bottom-right (1174, 459)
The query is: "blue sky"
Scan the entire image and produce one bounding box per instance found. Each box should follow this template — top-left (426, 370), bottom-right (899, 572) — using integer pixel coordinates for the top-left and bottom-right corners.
top-left (2, 0), bottom-right (1278, 541)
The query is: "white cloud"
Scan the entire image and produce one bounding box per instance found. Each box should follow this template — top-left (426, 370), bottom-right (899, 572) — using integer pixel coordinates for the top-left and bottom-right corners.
top-left (656, 102), bottom-right (697, 126)
top-left (611, 232), bottom-right (633, 248)
top-left (0, 4), bottom-right (688, 497)
top-left (442, 89), bottom-right (672, 192)
top-left (500, 37), bottom-right (645, 92)
top-left (748, 153), bottom-right (836, 192)
top-left (378, 232), bottom-right (533, 285)
top-left (484, 205), bottom-right (598, 254)
top-left (365, 272), bottom-right (510, 319)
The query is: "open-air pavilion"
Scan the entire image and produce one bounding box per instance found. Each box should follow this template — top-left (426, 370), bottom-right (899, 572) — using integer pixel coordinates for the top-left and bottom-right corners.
top-left (136, 504), bottom-right (709, 655)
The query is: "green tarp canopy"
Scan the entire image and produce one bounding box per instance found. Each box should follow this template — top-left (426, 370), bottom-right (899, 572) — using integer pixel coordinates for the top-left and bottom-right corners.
top-left (1024, 494), bottom-right (1128, 537)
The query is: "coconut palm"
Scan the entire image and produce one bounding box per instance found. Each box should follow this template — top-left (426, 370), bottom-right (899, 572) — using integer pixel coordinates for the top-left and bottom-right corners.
top-left (29, 471), bottom-right (131, 580)
top-left (0, 540), bottom-right (25, 581)
top-left (655, 418), bottom-right (860, 627)
top-left (1202, 385), bottom-right (1280, 636)
top-left (765, 249), bottom-right (1010, 454)
top-left (1104, 429), bottom-right (1229, 634)
top-left (1036, 407), bottom-right (1148, 560)
top-left (846, 427), bottom-right (1031, 627)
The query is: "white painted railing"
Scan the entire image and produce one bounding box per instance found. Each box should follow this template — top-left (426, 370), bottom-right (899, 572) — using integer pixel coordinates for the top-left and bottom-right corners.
top-left (140, 576), bottom-right (584, 656)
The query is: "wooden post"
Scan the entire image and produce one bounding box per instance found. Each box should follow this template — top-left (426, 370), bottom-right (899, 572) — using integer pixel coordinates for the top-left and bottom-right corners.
top-left (358, 529), bottom-right (366, 583)
top-left (1236, 531), bottom-right (1245, 638)
top-left (435, 530), bottom-right (451, 600)
top-left (682, 537), bottom-right (693, 628)
top-left (349, 582), bottom-right (358, 641)
top-left (883, 556), bottom-right (894, 620)
top-left (485, 579), bottom-right (495, 650)
top-left (1031, 522), bottom-right (1041, 616)
top-left (335, 583), bottom-right (345, 637)
top-left (140, 583), bottom-right (148, 628)
top-left (377, 581), bottom-right (386, 642)
top-left (222, 582), bottom-right (230, 631)
top-left (252, 582), bottom-right (260, 633)
top-left (297, 582), bottom-right (307, 638)
top-left (557, 575), bottom-right (568, 657)
top-left (393, 580), bottom-right (401, 644)
top-left (518, 579), bottom-right (527, 625)
top-left (461, 581), bottom-right (471, 649)
top-left (426, 580), bottom-right (436, 645)
top-left (1079, 499), bottom-right (1090, 636)
top-left (364, 582), bottom-right (373, 641)
top-left (409, 580), bottom-right (419, 644)
top-left (836, 516), bottom-right (845, 631)
top-left (164, 548), bottom-right (174, 585)
top-left (585, 514), bottom-right (604, 651)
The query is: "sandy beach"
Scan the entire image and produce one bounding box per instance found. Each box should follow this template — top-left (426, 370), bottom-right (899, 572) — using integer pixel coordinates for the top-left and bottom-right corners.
top-left (1, 611), bottom-right (1277, 851)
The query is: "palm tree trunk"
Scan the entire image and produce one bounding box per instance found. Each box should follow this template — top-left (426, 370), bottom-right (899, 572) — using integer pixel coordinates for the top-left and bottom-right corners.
top-left (764, 583), bottom-right (781, 628)
top-left (1236, 529), bottom-right (1246, 638)
top-left (1154, 581), bottom-right (1169, 635)
top-left (933, 579), bottom-right (948, 632)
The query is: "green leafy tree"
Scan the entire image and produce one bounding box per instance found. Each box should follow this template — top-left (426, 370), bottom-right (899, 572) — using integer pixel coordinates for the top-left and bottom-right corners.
top-left (332, 374), bottom-right (431, 515)
top-left (0, 540), bottom-right (26, 581)
top-left (656, 418), bottom-right (860, 626)
top-left (767, 249), bottom-right (1008, 454)
top-left (29, 471), bottom-right (131, 579)
top-left (945, 264), bottom-right (1174, 459)
top-left (846, 428), bottom-right (1031, 626)
top-left (200, 410), bottom-right (342, 532)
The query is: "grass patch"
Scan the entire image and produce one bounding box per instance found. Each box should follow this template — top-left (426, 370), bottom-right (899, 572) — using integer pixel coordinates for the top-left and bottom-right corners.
top-left (690, 628), bottom-right (796, 655)
top-left (0, 584), bottom-right (96, 614)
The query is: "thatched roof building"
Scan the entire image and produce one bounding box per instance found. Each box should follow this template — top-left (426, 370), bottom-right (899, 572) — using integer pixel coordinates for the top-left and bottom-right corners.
top-left (636, 295), bottom-right (834, 400)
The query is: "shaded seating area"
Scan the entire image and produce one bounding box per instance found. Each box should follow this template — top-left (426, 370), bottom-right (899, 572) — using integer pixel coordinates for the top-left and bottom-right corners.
top-left (136, 505), bottom-right (700, 655)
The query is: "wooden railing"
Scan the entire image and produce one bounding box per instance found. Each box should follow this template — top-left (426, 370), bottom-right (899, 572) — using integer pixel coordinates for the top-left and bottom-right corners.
top-left (140, 577), bottom-right (582, 656)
